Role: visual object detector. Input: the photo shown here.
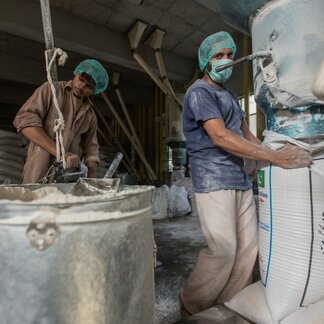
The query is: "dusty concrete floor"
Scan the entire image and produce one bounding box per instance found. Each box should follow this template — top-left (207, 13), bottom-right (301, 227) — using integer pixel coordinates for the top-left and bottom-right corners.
top-left (154, 215), bottom-right (205, 324)
top-left (153, 214), bottom-right (256, 324)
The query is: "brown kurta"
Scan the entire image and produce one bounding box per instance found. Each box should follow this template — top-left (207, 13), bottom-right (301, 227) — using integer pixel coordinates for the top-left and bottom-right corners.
top-left (13, 80), bottom-right (99, 183)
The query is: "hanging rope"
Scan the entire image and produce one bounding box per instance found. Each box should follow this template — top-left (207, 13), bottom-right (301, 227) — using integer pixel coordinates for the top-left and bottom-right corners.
top-left (44, 48), bottom-right (68, 169)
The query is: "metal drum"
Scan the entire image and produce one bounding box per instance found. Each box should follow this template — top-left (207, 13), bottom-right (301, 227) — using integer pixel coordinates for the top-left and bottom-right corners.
top-left (0, 181), bottom-right (154, 324)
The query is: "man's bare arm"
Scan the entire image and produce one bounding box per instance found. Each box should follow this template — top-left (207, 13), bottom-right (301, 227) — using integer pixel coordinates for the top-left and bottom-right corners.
top-left (241, 120), bottom-right (262, 145)
top-left (21, 126), bottom-right (80, 169)
top-left (202, 118), bottom-right (312, 169)
top-left (21, 126), bottom-right (57, 156)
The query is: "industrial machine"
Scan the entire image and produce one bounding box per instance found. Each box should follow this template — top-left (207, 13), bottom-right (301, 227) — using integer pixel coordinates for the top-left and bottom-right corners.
top-left (165, 94), bottom-right (187, 176)
top-left (212, 0), bottom-right (324, 139)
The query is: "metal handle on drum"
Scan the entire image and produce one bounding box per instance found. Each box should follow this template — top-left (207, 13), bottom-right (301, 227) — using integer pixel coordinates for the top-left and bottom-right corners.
top-left (26, 215), bottom-right (60, 251)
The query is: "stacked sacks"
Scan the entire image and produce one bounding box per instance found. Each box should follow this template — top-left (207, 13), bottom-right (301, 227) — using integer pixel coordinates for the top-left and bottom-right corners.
top-left (0, 129), bottom-right (26, 184)
top-left (225, 131), bottom-right (324, 323)
top-left (152, 185), bottom-right (191, 220)
top-left (170, 168), bottom-right (198, 217)
top-left (172, 178), bottom-right (198, 217)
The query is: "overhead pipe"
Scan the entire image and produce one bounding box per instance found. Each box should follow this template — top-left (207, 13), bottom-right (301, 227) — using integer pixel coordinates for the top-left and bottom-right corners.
top-left (111, 72), bottom-right (158, 181)
top-left (145, 29), bottom-right (182, 109)
top-left (128, 21), bottom-right (169, 94)
top-left (128, 21), bottom-right (182, 111)
top-left (152, 86), bottom-right (166, 180)
top-left (154, 86), bottom-right (160, 177)
top-left (100, 93), bottom-right (157, 182)
top-left (94, 107), bottom-right (135, 176)
top-left (111, 72), bottom-right (144, 153)
top-left (101, 93), bottom-right (157, 182)
top-left (92, 103), bottom-right (139, 178)
top-left (138, 105), bottom-right (146, 179)
top-left (93, 105), bottom-right (134, 172)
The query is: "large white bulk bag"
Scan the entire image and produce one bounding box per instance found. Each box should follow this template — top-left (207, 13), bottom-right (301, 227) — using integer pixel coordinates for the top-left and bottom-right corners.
top-left (258, 131), bottom-right (324, 322)
top-left (225, 281), bottom-right (324, 324)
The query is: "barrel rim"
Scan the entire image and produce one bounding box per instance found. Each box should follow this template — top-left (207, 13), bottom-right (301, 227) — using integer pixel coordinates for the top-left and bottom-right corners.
top-left (0, 184), bottom-right (154, 207)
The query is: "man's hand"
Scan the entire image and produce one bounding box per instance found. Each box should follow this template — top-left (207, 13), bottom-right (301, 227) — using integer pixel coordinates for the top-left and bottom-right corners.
top-left (274, 144), bottom-right (312, 169)
top-left (203, 119), bottom-right (312, 169)
top-left (65, 153), bottom-right (80, 170)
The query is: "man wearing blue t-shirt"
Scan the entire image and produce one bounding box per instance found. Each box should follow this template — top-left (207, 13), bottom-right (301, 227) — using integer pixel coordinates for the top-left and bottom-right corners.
top-left (179, 31), bottom-right (312, 316)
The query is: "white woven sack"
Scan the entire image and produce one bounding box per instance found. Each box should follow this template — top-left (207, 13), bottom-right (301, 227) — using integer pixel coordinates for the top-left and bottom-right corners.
top-left (152, 185), bottom-right (169, 219)
top-left (258, 132), bottom-right (324, 322)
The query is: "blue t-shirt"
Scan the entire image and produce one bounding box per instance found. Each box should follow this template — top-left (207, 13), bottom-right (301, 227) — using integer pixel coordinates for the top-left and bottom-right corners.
top-left (183, 79), bottom-right (252, 193)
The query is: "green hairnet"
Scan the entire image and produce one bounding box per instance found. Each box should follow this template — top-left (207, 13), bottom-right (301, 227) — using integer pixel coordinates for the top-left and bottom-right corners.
top-left (198, 31), bottom-right (237, 72)
top-left (74, 59), bottom-right (109, 94)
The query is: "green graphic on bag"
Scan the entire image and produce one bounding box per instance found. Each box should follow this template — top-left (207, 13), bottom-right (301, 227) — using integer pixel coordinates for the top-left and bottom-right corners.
top-left (258, 170), bottom-right (265, 188)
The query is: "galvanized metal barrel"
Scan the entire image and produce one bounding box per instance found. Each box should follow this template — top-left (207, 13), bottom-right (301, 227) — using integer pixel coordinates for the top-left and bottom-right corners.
top-left (0, 181), bottom-right (154, 324)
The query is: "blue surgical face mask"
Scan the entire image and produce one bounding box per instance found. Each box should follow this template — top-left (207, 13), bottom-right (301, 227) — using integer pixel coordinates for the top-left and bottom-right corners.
top-left (208, 59), bottom-right (233, 83)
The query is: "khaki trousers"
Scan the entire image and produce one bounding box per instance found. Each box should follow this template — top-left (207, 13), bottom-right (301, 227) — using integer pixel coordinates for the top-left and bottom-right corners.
top-left (180, 189), bottom-right (258, 314)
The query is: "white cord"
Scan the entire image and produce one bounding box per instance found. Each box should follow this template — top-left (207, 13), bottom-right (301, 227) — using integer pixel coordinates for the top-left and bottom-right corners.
top-left (44, 48), bottom-right (68, 169)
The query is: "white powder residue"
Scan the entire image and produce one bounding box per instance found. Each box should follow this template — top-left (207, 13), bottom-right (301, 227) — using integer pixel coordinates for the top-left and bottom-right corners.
top-left (0, 185), bottom-right (154, 205)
